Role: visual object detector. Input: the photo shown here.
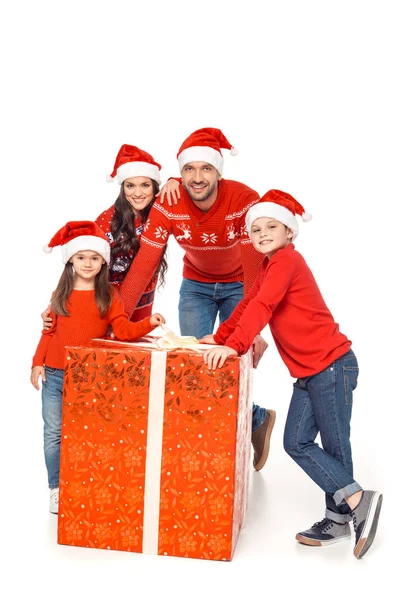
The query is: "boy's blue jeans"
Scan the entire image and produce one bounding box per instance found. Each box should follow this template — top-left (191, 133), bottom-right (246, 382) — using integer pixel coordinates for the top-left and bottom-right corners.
top-left (283, 349), bottom-right (362, 522)
top-left (42, 367), bottom-right (64, 489)
top-left (178, 278), bottom-right (266, 432)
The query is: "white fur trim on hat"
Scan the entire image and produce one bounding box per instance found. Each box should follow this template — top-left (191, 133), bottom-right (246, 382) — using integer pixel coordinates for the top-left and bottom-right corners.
top-left (115, 161), bottom-right (161, 185)
top-left (246, 202), bottom-right (299, 240)
top-left (178, 146), bottom-right (224, 174)
top-left (61, 235), bottom-right (111, 265)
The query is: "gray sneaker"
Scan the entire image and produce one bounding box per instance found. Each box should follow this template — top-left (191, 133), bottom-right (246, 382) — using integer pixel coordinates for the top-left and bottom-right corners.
top-left (296, 517), bottom-right (351, 546)
top-left (351, 490), bottom-right (383, 559)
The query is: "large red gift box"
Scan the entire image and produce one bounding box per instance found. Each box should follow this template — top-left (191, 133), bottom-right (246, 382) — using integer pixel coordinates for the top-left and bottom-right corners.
top-left (57, 339), bottom-right (252, 560)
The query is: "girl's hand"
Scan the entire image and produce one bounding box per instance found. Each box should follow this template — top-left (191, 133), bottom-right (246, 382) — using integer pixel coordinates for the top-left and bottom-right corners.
top-left (41, 304), bottom-right (53, 330)
top-left (199, 334), bottom-right (217, 345)
top-left (157, 179), bottom-right (180, 205)
top-left (31, 366), bottom-right (45, 390)
top-left (150, 313), bottom-right (166, 327)
top-left (203, 346), bottom-right (238, 370)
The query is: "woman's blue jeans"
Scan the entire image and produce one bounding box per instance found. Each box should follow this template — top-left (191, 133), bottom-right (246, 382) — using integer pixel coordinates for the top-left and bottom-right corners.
top-left (178, 278), bottom-right (266, 432)
top-left (41, 367), bottom-right (64, 489)
top-left (283, 350), bottom-right (362, 522)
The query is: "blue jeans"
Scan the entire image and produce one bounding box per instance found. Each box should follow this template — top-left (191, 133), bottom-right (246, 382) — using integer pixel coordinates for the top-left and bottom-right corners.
top-left (42, 367), bottom-right (64, 489)
top-left (178, 278), bottom-right (266, 432)
top-left (283, 350), bottom-right (362, 522)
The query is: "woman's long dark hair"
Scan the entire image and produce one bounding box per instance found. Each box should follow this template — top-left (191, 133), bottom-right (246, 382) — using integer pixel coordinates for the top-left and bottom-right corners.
top-left (109, 180), bottom-right (168, 286)
top-left (51, 262), bottom-right (113, 317)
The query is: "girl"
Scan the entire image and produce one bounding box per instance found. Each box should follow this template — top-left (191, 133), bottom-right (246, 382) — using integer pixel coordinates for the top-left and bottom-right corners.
top-left (31, 221), bottom-right (165, 514)
top-left (201, 190), bottom-right (382, 560)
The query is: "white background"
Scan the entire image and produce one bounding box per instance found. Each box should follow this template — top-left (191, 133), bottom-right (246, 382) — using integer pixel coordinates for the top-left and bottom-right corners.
top-left (1, 1), bottom-right (397, 598)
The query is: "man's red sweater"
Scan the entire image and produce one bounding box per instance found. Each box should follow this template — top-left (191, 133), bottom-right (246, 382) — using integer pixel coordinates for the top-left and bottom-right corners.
top-left (214, 244), bottom-right (351, 378)
top-left (32, 289), bottom-right (155, 369)
top-left (119, 179), bottom-right (263, 318)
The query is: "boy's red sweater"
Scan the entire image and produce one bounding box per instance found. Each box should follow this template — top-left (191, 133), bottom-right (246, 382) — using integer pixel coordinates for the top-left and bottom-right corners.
top-left (214, 244), bottom-right (351, 378)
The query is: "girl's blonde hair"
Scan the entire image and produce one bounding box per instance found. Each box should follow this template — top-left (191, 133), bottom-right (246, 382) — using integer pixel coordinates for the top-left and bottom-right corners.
top-left (52, 261), bottom-right (113, 317)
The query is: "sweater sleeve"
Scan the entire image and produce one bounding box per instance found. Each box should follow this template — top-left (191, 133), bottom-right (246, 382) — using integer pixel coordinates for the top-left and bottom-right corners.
top-left (108, 292), bottom-right (157, 340)
top-left (214, 266), bottom-right (264, 344)
top-left (223, 254), bottom-right (295, 355)
top-left (118, 204), bottom-right (171, 319)
top-left (32, 312), bottom-right (58, 368)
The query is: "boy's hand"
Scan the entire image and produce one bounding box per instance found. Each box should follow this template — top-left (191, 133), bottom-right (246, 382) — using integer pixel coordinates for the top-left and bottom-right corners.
top-left (31, 366), bottom-right (45, 390)
top-left (41, 304), bottom-right (53, 330)
top-left (203, 346), bottom-right (238, 370)
top-left (199, 334), bottom-right (217, 345)
top-left (157, 179), bottom-right (180, 205)
top-left (150, 313), bottom-right (166, 327)
top-left (252, 335), bottom-right (268, 368)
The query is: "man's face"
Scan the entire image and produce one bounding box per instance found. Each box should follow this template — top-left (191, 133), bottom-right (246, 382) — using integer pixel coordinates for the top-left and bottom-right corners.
top-left (181, 162), bottom-right (221, 203)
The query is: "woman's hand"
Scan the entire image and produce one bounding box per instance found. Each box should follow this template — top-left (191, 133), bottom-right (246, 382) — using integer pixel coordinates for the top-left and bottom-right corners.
top-left (157, 179), bottom-right (180, 205)
top-left (203, 346), bottom-right (238, 370)
top-left (41, 304), bottom-right (53, 330)
top-left (150, 313), bottom-right (166, 327)
top-left (31, 366), bottom-right (45, 390)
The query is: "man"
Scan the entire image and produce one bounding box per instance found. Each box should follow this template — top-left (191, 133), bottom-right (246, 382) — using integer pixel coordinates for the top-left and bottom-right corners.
top-left (119, 128), bottom-right (276, 471)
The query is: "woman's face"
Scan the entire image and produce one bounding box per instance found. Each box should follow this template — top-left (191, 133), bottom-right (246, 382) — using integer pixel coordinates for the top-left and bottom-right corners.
top-left (123, 176), bottom-right (154, 214)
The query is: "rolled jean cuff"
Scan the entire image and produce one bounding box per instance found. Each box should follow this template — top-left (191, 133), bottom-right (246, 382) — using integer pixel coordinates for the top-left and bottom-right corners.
top-left (325, 509), bottom-right (351, 523)
top-left (333, 481), bottom-right (362, 506)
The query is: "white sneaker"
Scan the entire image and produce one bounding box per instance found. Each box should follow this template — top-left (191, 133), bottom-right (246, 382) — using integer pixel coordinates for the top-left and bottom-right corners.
top-left (49, 487), bottom-right (59, 514)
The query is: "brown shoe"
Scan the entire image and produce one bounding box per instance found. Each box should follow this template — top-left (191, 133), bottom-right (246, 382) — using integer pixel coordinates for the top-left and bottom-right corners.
top-left (251, 409), bottom-right (276, 471)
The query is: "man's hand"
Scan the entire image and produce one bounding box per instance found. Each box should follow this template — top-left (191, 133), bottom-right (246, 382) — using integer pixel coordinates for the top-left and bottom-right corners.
top-left (31, 366), bottom-right (45, 390)
top-left (157, 179), bottom-right (180, 205)
top-left (203, 346), bottom-right (238, 370)
top-left (199, 334), bottom-right (217, 345)
top-left (252, 335), bottom-right (268, 368)
top-left (41, 304), bottom-right (53, 330)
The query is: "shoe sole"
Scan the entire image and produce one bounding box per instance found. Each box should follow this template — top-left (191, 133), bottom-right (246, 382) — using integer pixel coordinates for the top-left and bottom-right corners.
top-left (253, 409), bottom-right (276, 471)
top-left (296, 533), bottom-right (351, 546)
top-left (354, 493), bottom-right (383, 559)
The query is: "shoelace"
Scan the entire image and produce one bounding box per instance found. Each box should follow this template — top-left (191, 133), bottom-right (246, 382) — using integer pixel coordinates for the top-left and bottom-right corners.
top-left (312, 518), bottom-right (334, 532)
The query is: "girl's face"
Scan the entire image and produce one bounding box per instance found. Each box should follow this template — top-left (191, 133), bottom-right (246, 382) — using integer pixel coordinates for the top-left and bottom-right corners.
top-left (250, 217), bottom-right (293, 257)
top-left (70, 251), bottom-right (105, 283)
top-left (123, 176), bottom-right (154, 214)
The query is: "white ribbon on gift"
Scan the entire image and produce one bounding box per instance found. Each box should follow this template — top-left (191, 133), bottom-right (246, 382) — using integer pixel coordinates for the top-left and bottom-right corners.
top-left (91, 335), bottom-right (222, 554)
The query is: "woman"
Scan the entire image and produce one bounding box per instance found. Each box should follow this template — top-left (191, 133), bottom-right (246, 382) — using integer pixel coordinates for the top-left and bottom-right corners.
top-left (96, 144), bottom-right (169, 321)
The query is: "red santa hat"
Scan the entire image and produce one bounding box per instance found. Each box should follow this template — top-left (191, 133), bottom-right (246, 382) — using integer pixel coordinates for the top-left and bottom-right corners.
top-left (107, 144), bottom-right (162, 185)
top-left (245, 190), bottom-right (312, 241)
top-left (177, 127), bottom-right (238, 175)
top-left (43, 221), bottom-right (111, 264)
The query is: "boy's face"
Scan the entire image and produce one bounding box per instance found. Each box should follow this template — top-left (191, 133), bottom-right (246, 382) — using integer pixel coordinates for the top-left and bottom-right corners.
top-left (250, 217), bottom-right (293, 257)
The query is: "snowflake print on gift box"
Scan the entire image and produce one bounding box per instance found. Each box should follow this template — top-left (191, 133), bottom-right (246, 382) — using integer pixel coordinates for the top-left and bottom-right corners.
top-left (154, 226), bottom-right (168, 240)
top-left (176, 223), bottom-right (192, 242)
top-left (201, 232), bottom-right (218, 244)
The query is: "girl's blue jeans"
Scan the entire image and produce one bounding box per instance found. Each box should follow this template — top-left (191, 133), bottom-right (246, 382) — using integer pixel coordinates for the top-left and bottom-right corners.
top-left (283, 349), bottom-right (362, 522)
top-left (42, 366), bottom-right (64, 489)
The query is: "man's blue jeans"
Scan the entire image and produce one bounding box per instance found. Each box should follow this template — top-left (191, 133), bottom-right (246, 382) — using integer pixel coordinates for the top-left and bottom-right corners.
top-left (283, 350), bottom-right (362, 522)
top-left (178, 278), bottom-right (266, 432)
top-left (42, 367), bottom-right (64, 489)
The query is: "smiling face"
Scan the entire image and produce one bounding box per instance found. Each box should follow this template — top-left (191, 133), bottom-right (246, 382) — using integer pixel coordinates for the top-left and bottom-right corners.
top-left (181, 161), bottom-right (221, 209)
top-left (70, 251), bottom-right (105, 286)
top-left (250, 217), bottom-right (293, 257)
top-left (123, 176), bottom-right (155, 215)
